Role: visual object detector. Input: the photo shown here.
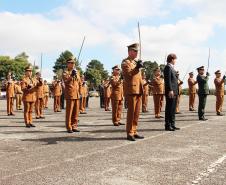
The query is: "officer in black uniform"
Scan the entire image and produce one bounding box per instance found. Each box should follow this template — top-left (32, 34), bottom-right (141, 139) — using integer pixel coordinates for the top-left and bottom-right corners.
top-left (196, 66), bottom-right (210, 121)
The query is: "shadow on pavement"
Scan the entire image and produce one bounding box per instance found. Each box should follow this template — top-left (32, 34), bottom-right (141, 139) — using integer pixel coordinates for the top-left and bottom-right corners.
top-left (21, 136), bottom-right (126, 145)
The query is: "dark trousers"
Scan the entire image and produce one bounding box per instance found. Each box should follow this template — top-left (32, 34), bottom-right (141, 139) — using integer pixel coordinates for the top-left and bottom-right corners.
top-left (165, 96), bottom-right (177, 128)
top-left (198, 94), bottom-right (207, 119)
top-left (100, 95), bottom-right (104, 108)
top-left (61, 93), bottom-right (65, 109)
top-left (86, 95), bottom-right (89, 108)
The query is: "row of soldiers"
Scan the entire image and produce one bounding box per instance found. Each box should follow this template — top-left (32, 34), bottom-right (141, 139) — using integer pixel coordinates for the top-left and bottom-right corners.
top-left (4, 68), bottom-right (89, 129)
top-left (3, 43), bottom-right (225, 141)
top-left (5, 72), bottom-right (49, 117)
top-left (99, 65), bottom-right (225, 123)
top-left (99, 68), bottom-right (165, 118)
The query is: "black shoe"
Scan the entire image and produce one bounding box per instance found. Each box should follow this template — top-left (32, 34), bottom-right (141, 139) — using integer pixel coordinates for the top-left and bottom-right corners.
top-left (80, 112), bottom-right (87, 114)
top-left (25, 125), bottom-right (30, 128)
top-left (217, 112), bottom-right (224, 116)
top-left (165, 127), bottom-right (175, 131)
top-left (30, 124), bottom-right (36, 127)
top-left (40, 116), bottom-right (45, 119)
top-left (118, 122), bottom-right (125, 125)
top-left (134, 134), bottom-right (144, 139)
top-left (127, 135), bottom-right (136, 141)
top-left (36, 117), bottom-right (40, 119)
top-left (113, 123), bottom-right (119, 126)
top-left (155, 116), bottom-right (164, 119)
top-left (189, 108), bottom-right (195, 111)
top-left (172, 126), bottom-right (180, 130)
top-left (72, 129), bottom-right (80, 132)
top-left (175, 112), bottom-right (182, 114)
top-left (67, 130), bottom-right (73, 133)
top-left (199, 117), bottom-right (208, 121)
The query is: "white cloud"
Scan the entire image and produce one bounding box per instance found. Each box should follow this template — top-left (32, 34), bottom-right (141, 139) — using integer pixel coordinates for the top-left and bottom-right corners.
top-left (0, 0), bottom-right (226, 88)
top-left (67, 0), bottom-right (166, 26)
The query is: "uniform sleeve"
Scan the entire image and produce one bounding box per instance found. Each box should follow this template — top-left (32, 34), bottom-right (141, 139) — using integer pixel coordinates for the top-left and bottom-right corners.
top-left (62, 71), bottom-right (72, 83)
top-left (21, 80), bottom-right (27, 93)
top-left (121, 59), bottom-right (139, 77)
top-left (164, 66), bottom-right (173, 91)
top-left (110, 76), bottom-right (121, 87)
top-left (214, 78), bottom-right (224, 87)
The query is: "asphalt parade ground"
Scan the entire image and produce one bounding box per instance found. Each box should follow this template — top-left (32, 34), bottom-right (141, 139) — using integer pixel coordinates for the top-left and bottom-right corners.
top-left (0, 95), bottom-right (225, 185)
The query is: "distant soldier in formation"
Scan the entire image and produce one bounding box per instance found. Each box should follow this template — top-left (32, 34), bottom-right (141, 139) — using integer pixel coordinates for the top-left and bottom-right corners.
top-left (52, 78), bottom-right (62, 112)
top-left (80, 75), bottom-right (88, 114)
top-left (110, 65), bottom-right (124, 126)
top-left (43, 80), bottom-right (50, 109)
top-left (151, 67), bottom-right (164, 118)
top-left (63, 58), bottom-right (81, 133)
top-left (35, 72), bottom-right (45, 119)
top-left (5, 72), bottom-right (15, 116)
top-left (164, 54), bottom-right (180, 131)
top-left (196, 66), bottom-right (209, 121)
top-left (188, 72), bottom-right (197, 111)
top-left (214, 70), bottom-right (225, 116)
top-left (121, 43), bottom-right (144, 141)
top-left (175, 71), bottom-right (183, 114)
top-left (15, 81), bottom-right (23, 110)
top-left (104, 78), bottom-right (111, 111)
top-left (141, 72), bottom-right (149, 113)
top-left (21, 66), bottom-right (37, 127)
top-left (98, 80), bottom-right (105, 108)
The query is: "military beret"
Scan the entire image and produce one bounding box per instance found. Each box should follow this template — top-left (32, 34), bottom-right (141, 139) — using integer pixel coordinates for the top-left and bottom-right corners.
top-left (189, 72), bottom-right (194, 75)
top-left (112, 65), bottom-right (120, 70)
top-left (25, 66), bottom-right (33, 71)
top-left (215, 70), bottom-right (221, 74)
top-left (36, 72), bottom-right (41, 75)
top-left (127, 43), bottom-right (139, 51)
top-left (196, 66), bottom-right (204, 71)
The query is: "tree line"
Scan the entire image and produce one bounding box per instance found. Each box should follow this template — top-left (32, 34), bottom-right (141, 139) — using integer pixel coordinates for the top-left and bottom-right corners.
top-left (0, 50), bottom-right (164, 89)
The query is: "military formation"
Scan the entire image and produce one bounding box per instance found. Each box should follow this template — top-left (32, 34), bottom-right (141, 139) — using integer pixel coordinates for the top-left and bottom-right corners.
top-left (2, 43), bottom-right (226, 141)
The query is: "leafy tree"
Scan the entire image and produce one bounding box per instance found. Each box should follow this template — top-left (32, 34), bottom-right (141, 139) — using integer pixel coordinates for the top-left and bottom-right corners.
top-left (0, 52), bottom-right (34, 81)
top-left (53, 50), bottom-right (82, 79)
top-left (142, 61), bottom-right (166, 80)
top-left (85, 60), bottom-right (109, 87)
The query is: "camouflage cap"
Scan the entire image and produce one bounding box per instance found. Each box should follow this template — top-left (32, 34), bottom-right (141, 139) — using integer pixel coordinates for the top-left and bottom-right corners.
top-left (127, 43), bottom-right (139, 51)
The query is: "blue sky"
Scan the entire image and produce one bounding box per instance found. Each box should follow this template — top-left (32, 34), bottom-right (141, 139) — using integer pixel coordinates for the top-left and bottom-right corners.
top-left (0, 0), bottom-right (226, 86)
top-left (0, 0), bottom-right (66, 13)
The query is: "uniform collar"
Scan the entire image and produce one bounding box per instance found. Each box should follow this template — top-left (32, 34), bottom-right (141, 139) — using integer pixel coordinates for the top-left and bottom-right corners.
top-left (168, 63), bottom-right (174, 68)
